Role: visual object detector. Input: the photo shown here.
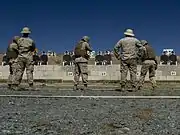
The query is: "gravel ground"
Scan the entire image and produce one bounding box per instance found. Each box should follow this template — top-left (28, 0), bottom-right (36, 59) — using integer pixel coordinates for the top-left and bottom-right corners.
top-left (0, 85), bottom-right (180, 135)
top-left (0, 96), bottom-right (180, 135)
top-left (0, 86), bottom-right (180, 96)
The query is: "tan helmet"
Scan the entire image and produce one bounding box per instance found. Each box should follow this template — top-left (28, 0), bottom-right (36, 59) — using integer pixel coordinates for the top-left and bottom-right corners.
top-left (124, 29), bottom-right (135, 37)
top-left (82, 36), bottom-right (90, 42)
top-left (21, 27), bottom-right (31, 34)
top-left (141, 40), bottom-right (148, 46)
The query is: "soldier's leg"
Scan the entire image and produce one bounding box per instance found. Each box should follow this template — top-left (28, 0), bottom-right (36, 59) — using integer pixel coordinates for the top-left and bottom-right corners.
top-left (73, 63), bottom-right (81, 90)
top-left (11, 59), bottom-right (25, 89)
top-left (138, 63), bottom-right (149, 89)
top-left (7, 63), bottom-right (13, 88)
top-left (26, 59), bottom-right (34, 86)
top-left (79, 62), bottom-right (88, 90)
top-left (120, 60), bottom-right (128, 89)
top-left (129, 59), bottom-right (138, 89)
top-left (149, 64), bottom-right (157, 89)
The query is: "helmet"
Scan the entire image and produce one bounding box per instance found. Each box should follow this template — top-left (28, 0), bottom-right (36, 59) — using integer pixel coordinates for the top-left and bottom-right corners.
top-left (21, 27), bottom-right (31, 34)
top-left (141, 40), bottom-right (148, 46)
top-left (124, 29), bottom-right (135, 37)
top-left (82, 36), bottom-right (90, 42)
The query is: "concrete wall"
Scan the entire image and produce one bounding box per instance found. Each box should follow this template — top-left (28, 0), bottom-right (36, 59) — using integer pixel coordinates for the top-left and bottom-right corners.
top-left (0, 65), bottom-right (180, 81)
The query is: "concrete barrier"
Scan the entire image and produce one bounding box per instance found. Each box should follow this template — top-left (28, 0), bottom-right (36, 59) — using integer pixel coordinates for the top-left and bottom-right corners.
top-left (1, 65), bottom-right (180, 81)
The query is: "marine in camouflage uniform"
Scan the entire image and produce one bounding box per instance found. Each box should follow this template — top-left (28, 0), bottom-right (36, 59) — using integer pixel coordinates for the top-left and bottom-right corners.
top-left (11, 27), bottom-right (36, 90)
top-left (138, 40), bottom-right (157, 90)
top-left (73, 36), bottom-right (92, 90)
top-left (6, 36), bottom-right (20, 88)
top-left (114, 29), bottom-right (143, 91)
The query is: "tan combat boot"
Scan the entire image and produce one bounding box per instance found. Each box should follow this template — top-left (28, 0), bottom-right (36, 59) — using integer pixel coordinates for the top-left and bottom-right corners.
top-left (8, 84), bottom-right (12, 89)
top-left (83, 84), bottom-right (88, 91)
top-left (121, 85), bottom-right (126, 92)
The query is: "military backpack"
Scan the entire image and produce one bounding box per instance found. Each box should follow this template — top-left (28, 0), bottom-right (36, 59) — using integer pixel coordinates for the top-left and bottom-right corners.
top-left (143, 45), bottom-right (156, 61)
top-left (6, 43), bottom-right (19, 60)
top-left (74, 41), bottom-right (88, 58)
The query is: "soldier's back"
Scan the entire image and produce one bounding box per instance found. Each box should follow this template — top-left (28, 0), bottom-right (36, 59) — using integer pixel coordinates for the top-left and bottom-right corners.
top-left (74, 41), bottom-right (89, 63)
top-left (17, 37), bottom-right (34, 55)
top-left (119, 37), bottom-right (140, 60)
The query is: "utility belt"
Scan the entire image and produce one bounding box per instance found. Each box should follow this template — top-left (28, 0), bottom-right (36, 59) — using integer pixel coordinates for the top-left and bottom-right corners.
top-left (20, 51), bottom-right (30, 54)
top-left (75, 55), bottom-right (81, 58)
top-left (144, 58), bottom-right (155, 61)
top-left (75, 55), bottom-right (89, 59)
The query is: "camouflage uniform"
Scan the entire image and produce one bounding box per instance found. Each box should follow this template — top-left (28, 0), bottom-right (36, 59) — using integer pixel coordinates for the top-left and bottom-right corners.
top-left (138, 40), bottom-right (157, 90)
top-left (6, 36), bottom-right (20, 88)
top-left (114, 29), bottom-right (143, 91)
top-left (12, 27), bottom-right (36, 89)
top-left (73, 36), bottom-right (92, 90)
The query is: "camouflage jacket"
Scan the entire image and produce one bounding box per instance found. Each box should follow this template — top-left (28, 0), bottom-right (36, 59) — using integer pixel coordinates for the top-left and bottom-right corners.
top-left (17, 37), bottom-right (36, 58)
top-left (114, 37), bottom-right (143, 61)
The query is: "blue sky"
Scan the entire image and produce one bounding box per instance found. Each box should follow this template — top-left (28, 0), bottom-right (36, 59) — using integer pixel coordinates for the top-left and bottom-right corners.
top-left (0, 0), bottom-right (180, 55)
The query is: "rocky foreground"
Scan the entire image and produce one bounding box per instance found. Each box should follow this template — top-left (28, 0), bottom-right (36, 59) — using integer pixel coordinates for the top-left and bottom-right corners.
top-left (0, 86), bottom-right (180, 135)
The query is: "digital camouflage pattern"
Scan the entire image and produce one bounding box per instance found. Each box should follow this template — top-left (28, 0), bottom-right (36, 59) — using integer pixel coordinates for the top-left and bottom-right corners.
top-left (7, 59), bottom-right (17, 86)
top-left (138, 60), bottom-right (157, 89)
top-left (12, 36), bottom-right (36, 86)
top-left (138, 42), bottom-right (157, 89)
top-left (17, 37), bottom-right (35, 55)
top-left (114, 35), bottom-right (143, 90)
top-left (7, 41), bottom-right (19, 87)
top-left (120, 58), bottom-right (137, 88)
top-left (74, 62), bottom-right (88, 85)
top-left (114, 37), bottom-right (142, 61)
top-left (73, 38), bottom-right (92, 90)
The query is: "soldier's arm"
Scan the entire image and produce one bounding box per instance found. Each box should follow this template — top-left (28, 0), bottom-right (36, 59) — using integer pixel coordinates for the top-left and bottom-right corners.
top-left (30, 41), bottom-right (36, 52)
top-left (154, 57), bottom-right (158, 70)
top-left (10, 43), bottom-right (18, 51)
top-left (139, 47), bottom-right (146, 61)
top-left (136, 40), bottom-right (143, 48)
top-left (136, 40), bottom-right (144, 57)
top-left (85, 43), bottom-right (93, 52)
top-left (113, 40), bottom-right (121, 59)
top-left (154, 56), bottom-right (158, 64)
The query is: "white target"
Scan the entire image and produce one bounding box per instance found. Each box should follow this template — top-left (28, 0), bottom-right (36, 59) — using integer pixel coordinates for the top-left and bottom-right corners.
top-left (101, 72), bottom-right (107, 76)
top-left (171, 71), bottom-right (176, 76)
top-left (68, 72), bottom-right (73, 76)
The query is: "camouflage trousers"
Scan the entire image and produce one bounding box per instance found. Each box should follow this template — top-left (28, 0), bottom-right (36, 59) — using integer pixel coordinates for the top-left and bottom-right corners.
top-left (74, 62), bottom-right (88, 85)
top-left (138, 63), bottom-right (156, 87)
top-left (7, 61), bottom-right (17, 85)
top-left (12, 56), bottom-right (34, 85)
top-left (120, 58), bottom-right (137, 87)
